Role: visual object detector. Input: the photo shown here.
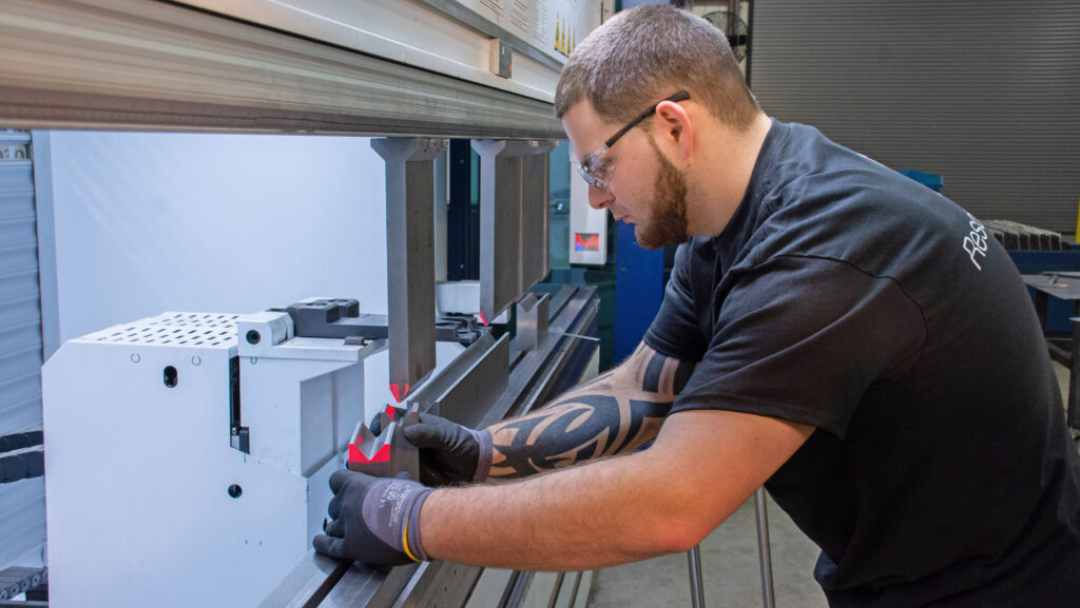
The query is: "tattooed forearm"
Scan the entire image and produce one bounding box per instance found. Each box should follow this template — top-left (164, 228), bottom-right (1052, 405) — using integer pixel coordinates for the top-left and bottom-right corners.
top-left (485, 344), bottom-right (695, 479)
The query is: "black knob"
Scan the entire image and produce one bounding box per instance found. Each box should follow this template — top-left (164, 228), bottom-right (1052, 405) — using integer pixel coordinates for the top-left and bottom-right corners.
top-left (228, 484), bottom-right (243, 499)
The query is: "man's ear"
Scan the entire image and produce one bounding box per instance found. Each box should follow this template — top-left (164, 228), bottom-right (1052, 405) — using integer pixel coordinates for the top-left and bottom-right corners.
top-left (654, 101), bottom-right (693, 163)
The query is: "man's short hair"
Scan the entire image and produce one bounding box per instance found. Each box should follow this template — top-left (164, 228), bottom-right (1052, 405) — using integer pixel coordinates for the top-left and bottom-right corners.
top-left (554, 6), bottom-right (759, 130)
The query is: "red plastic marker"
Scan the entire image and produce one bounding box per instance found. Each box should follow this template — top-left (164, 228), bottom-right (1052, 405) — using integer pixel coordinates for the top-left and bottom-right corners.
top-left (384, 404), bottom-right (397, 420)
top-left (389, 383), bottom-right (411, 403)
top-left (478, 311), bottom-right (489, 327)
top-left (348, 442), bottom-right (390, 464)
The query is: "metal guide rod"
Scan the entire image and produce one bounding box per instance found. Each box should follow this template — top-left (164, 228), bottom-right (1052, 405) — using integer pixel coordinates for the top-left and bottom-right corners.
top-left (372, 137), bottom-right (446, 400)
top-left (754, 487), bottom-right (777, 608)
top-left (551, 331), bottom-right (600, 343)
top-left (687, 545), bottom-right (706, 608)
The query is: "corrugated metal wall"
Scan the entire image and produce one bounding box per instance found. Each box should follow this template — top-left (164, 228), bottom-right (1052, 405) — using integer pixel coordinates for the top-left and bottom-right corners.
top-left (749, 0), bottom-right (1080, 232)
top-left (0, 130), bottom-right (46, 570)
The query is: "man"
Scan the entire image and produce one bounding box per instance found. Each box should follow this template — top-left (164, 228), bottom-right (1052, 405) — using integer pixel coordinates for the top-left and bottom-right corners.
top-left (315, 6), bottom-right (1080, 605)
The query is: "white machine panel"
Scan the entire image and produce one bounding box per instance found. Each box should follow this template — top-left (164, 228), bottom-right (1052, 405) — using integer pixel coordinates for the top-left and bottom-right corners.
top-left (568, 165), bottom-right (608, 265)
top-left (42, 311), bottom-right (375, 607)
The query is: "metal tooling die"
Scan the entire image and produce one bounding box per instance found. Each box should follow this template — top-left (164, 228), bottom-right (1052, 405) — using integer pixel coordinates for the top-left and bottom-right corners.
top-left (470, 139), bottom-right (557, 324)
top-left (372, 138), bottom-right (446, 403)
top-left (346, 404), bottom-right (420, 479)
top-left (280, 297), bottom-right (485, 347)
top-left (516, 292), bottom-right (550, 352)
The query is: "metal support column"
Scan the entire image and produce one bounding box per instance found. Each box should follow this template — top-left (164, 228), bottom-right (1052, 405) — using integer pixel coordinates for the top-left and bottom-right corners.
top-left (754, 488), bottom-right (776, 608)
top-left (687, 545), bottom-right (706, 608)
top-left (372, 137), bottom-right (446, 401)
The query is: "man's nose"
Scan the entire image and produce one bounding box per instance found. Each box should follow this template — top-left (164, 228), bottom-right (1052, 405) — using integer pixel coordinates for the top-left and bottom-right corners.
top-left (587, 184), bottom-right (614, 210)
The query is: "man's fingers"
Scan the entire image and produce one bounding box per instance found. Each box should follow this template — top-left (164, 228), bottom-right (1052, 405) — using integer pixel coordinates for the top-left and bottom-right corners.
top-left (416, 412), bottom-right (452, 427)
top-left (329, 469), bottom-right (350, 494)
top-left (420, 468), bottom-right (447, 487)
top-left (325, 517), bottom-right (345, 538)
top-left (313, 534), bottom-right (346, 560)
top-left (328, 494), bottom-right (342, 520)
top-left (402, 423), bottom-right (447, 447)
top-left (370, 411), bottom-right (393, 435)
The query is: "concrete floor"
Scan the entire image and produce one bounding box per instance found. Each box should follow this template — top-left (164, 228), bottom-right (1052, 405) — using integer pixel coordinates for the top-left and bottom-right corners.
top-left (587, 494), bottom-right (826, 607)
top-left (587, 363), bottom-right (1075, 607)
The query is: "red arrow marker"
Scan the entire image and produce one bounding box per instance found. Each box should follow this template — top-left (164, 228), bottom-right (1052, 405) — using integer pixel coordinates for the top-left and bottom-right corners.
top-left (389, 383), bottom-right (411, 403)
top-left (348, 442), bottom-right (391, 464)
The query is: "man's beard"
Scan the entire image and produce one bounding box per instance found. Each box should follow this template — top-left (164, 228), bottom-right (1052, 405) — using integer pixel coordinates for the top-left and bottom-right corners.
top-left (635, 135), bottom-right (690, 249)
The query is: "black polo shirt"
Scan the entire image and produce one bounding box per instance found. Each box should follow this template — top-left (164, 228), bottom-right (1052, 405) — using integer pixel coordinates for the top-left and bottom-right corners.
top-left (646, 119), bottom-right (1080, 606)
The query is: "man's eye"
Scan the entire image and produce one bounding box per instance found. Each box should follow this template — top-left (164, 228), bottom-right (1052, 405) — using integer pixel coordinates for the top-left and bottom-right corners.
top-left (590, 159), bottom-right (611, 175)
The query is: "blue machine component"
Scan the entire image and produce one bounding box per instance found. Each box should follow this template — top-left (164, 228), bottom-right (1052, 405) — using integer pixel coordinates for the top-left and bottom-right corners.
top-left (614, 222), bottom-right (665, 363)
top-left (900, 169), bottom-right (944, 192)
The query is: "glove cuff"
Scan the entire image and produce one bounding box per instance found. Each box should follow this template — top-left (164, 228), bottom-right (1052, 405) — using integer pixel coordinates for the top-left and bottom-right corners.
top-left (404, 488), bottom-right (433, 562)
top-left (469, 428), bottom-right (493, 483)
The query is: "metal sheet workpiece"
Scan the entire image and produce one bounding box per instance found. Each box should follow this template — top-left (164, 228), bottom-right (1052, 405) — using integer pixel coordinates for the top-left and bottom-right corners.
top-left (372, 138), bottom-right (447, 402)
top-left (427, 333), bottom-right (510, 428)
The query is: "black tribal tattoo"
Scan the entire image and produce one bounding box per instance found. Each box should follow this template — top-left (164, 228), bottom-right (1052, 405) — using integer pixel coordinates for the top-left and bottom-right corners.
top-left (486, 344), bottom-right (695, 479)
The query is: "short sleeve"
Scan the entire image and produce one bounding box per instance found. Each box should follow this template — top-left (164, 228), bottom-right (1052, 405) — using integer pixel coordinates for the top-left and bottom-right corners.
top-left (672, 255), bottom-right (926, 438)
top-left (644, 243), bottom-right (709, 362)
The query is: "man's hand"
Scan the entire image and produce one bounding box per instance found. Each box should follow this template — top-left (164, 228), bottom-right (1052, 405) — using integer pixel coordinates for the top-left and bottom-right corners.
top-left (313, 469), bottom-right (432, 566)
top-left (373, 411), bottom-right (492, 486)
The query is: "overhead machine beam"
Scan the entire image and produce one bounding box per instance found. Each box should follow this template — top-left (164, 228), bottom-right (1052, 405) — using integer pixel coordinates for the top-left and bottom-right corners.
top-left (0, 0), bottom-right (564, 139)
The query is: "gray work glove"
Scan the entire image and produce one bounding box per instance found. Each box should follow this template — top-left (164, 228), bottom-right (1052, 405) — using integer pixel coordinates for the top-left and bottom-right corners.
top-left (371, 410), bottom-right (492, 485)
top-left (313, 469), bottom-right (432, 565)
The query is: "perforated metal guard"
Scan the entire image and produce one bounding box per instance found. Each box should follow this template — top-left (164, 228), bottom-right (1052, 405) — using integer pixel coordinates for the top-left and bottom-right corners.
top-left (84, 313), bottom-right (239, 348)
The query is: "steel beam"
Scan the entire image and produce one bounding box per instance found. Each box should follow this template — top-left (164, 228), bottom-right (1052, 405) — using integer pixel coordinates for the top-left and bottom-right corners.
top-left (372, 138), bottom-right (445, 401)
top-left (0, 0), bottom-right (563, 138)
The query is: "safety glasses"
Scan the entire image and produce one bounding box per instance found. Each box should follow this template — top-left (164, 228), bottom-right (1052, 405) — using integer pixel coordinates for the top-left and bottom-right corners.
top-left (573, 90), bottom-right (690, 191)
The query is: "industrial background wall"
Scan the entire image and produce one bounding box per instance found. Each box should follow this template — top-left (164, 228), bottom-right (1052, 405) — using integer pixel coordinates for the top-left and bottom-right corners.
top-left (749, 0), bottom-right (1080, 233)
top-left (0, 130), bottom-right (46, 571)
